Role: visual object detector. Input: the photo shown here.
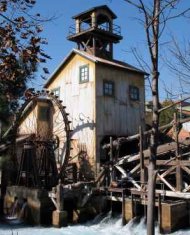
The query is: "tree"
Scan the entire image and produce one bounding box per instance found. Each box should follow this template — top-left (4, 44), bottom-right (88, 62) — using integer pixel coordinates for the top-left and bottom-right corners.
top-left (166, 37), bottom-right (190, 95)
top-left (124, 1), bottom-right (190, 234)
top-left (159, 99), bottom-right (176, 126)
top-left (0, 0), bottom-right (51, 121)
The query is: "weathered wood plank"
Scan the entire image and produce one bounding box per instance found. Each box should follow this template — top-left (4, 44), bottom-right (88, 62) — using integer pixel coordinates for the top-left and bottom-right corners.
top-left (157, 173), bottom-right (176, 192)
top-left (130, 188), bottom-right (190, 199)
top-left (183, 184), bottom-right (190, 193)
top-left (129, 163), bottom-right (140, 175)
top-left (115, 165), bottom-right (141, 190)
top-left (116, 139), bottom-right (190, 165)
top-left (160, 166), bottom-right (176, 178)
top-left (145, 160), bottom-right (190, 166)
top-left (103, 116), bottom-right (190, 149)
top-left (181, 165), bottom-right (190, 175)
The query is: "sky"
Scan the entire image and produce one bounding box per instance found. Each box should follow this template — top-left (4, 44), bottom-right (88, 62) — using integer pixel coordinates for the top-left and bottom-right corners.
top-left (30, 0), bottom-right (190, 101)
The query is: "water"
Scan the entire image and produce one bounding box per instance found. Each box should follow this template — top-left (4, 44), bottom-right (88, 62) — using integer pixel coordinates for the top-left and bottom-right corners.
top-left (0, 214), bottom-right (190, 235)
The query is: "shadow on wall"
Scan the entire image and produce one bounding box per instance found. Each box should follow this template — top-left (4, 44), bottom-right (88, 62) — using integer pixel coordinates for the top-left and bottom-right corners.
top-left (59, 117), bottom-right (96, 164)
top-left (78, 150), bottom-right (94, 181)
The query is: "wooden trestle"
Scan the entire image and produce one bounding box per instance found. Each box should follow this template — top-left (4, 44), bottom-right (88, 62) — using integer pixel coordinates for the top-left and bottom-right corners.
top-left (101, 115), bottom-right (190, 233)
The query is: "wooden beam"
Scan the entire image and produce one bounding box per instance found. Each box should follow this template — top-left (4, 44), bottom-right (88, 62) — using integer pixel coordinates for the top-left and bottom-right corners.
top-left (115, 165), bottom-right (141, 190)
top-left (103, 116), bottom-right (190, 149)
top-left (145, 160), bottom-right (190, 166)
top-left (122, 190), bottom-right (126, 225)
top-left (159, 166), bottom-right (176, 178)
top-left (116, 139), bottom-right (190, 165)
top-left (157, 173), bottom-right (176, 192)
top-left (181, 165), bottom-right (190, 175)
top-left (176, 164), bottom-right (182, 192)
top-left (129, 163), bottom-right (140, 176)
top-left (158, 194), bottom-right (162, 234)
top-left (139, 126), bottom-right (145, 184)
top-left (183, 184), bottom-right (190, 193)
top-left (158, 95), bottom-right (190, 113)
top-left (130, 188), bottom-right (190, 199)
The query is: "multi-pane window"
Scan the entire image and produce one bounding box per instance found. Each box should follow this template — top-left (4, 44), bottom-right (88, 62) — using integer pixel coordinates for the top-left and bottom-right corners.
top-left (52, 87), bottom-right (60, 98)
top-left (79, 65), bottom-right (89, 83)
top-left (103, 81), bottom-right (114, 96)
top-left (129, 85), bottom-right (139, 101)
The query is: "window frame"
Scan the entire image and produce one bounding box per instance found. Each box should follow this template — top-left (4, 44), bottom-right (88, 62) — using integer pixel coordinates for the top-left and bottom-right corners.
top-left (103, 80), bottom-right (115, 97)
top-left (79, 64), bottom-right (89, 83)
top-left (129, 85), bottom-right (140, 101)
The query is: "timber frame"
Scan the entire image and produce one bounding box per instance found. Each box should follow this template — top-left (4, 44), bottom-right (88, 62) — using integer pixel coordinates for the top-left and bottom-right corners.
top-left (100, 114), bottom-right (190, 204)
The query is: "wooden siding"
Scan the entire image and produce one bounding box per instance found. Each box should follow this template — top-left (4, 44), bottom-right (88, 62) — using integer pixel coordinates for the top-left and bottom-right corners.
top-left (96, 63), bottom-right (145, 136)
top-left (95, 63), bottom-right (145, 170)
top-left (47, 54), bottom-right (96, 168)
top-left (18, 52), bottom-right (145, 175)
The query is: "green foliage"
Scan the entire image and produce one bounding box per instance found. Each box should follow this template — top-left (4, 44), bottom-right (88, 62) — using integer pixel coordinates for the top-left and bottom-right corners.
top-left (159, 100), bottom-right (176, 126)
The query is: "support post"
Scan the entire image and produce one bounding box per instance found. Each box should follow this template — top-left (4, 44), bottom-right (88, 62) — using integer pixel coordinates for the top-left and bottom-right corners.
top-left (110, 136), bottom-right (113, 182)
top-left (139, 126), bottom-right (145, 186)
top-left (56, 179), bottom-right (64, 211)
top-left (131, 193), bottom-right (134, 218)
top-left (52, 179), bottom-right (67, 227)
top-left (173, 113), bottom-right (182, 191)
top-left (122, 189), bottom-right (126, 225)
top-left (158, 193), bottom-right (162, 234)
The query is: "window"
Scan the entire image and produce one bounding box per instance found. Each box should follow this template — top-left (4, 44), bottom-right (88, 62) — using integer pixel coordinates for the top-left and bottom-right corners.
top-left (129, 85), bottom-right (139, 101)
top-left (79, 65), bottom-right (89, 83)
top-left (103, 81), bottom-right (114, 96)
top-left (38, 106), bottom-right (50, 121)
top-left (52, 87), bottom-right (60, 98)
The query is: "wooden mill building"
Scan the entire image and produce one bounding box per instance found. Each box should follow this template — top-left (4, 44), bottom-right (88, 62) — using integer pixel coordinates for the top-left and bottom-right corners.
top-left (43, 5), bottom-right (147, 175)
top-left (18, 5), bottom-right (147, 176)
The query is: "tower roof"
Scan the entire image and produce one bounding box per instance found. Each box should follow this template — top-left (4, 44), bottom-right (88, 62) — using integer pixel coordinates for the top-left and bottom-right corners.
top-left (72, 5), bottom-right (117, 20)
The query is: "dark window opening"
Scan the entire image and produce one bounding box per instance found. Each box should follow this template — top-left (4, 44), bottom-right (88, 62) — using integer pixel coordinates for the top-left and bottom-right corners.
top-left (38, 106), bottom-right (50, 121)
top-left (103, 81), bottom-right (114, 96)
top-left (129, 85), bottom-right (139, 101)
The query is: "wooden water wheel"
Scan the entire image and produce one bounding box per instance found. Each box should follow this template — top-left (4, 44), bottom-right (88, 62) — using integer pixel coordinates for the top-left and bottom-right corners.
top-left (3, 89), bottom-right (72, 189)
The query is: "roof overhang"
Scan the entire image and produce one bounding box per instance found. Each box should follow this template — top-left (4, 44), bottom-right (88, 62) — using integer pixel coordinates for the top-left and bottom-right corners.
top-left (44, 49), bottom-right (148, 88)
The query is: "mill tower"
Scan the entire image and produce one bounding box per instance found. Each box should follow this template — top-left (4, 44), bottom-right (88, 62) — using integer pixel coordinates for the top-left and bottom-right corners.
top-left (67, 5), bottom-right (123, 59)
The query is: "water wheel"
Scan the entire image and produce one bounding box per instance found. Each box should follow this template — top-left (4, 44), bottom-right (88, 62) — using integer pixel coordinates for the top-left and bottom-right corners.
top-left (3, 89), bottom-right (72, 189)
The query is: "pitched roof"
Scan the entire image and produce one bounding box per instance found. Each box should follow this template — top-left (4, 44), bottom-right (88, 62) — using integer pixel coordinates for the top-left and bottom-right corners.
top-left (44, 49), bottom-right (148, 88)
top-left (72, 5), bottom-right (117, 19)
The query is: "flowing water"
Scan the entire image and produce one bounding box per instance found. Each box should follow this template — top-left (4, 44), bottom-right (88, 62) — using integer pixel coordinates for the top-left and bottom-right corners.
top-left (0, 213), bottom-right (190, 235)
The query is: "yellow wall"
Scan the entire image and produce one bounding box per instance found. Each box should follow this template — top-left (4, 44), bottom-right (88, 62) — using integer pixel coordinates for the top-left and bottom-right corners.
top-left (47, 54), bottom-right (96, 169)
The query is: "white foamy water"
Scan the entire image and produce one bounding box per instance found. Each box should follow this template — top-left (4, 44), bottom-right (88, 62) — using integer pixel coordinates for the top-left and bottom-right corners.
top-left (0, 214), bottom-right (189, 235)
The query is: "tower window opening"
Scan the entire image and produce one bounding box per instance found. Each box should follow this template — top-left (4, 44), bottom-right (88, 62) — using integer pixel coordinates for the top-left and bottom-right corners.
top-left (97, 14), bottom-right (111, 32)
top-left (80, 17), bottom-right (92, 32)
